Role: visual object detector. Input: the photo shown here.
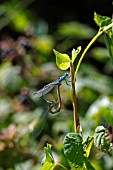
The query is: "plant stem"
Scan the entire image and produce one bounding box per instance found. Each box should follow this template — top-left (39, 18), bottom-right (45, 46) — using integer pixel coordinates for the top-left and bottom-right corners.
top-left (70, 60), bottom-right (79, 133)
top-left (74, 22), bottom-right (113, 79)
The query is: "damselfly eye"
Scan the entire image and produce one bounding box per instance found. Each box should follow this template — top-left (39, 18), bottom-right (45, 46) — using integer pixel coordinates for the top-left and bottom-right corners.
top-left (65, 73), bottom-right (68, 77)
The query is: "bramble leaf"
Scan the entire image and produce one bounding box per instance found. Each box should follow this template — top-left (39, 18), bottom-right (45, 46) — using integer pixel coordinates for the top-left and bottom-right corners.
top-left (93, 126), bottom-right (110, 153)
top-left (53, 49), bottom-right (70, 70)
top-left (63, 133), bottom-right (95, 170)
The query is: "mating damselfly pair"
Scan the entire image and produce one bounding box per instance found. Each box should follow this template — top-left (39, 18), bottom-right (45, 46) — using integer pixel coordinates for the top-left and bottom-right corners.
top-left (32, 73), bottom-right (70, 138)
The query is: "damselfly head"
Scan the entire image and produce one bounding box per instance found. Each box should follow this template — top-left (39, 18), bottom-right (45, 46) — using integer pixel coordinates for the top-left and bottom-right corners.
top-left (65, 73), bottom-right (69, 77)
top-left (65, 72), bottom-right (70, 78)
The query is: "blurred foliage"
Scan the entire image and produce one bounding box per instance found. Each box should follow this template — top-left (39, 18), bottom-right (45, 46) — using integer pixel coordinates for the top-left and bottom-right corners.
top-left (57, 21), bottom-right (96, 40)
top-left (0, 1), bottom-right (113, 170)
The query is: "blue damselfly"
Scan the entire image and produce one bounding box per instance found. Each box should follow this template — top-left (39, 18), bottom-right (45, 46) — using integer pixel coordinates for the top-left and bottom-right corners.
top-left (34, 73), bottom-right (69, 98)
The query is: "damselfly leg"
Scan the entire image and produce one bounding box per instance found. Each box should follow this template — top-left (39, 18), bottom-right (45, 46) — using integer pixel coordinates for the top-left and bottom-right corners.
top-left (32, 73), bottom-right (70, 138)
top-left (31, 85), bottom-right (62, 138)
top-left (48, 85), bottom-right (61, 113)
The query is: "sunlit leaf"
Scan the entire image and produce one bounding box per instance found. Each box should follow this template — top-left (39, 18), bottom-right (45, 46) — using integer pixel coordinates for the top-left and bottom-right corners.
top-left (40, 144), bottom-right (67, 170)
top-left (34, 35), bottom-right (55, 54)
top-left (94, 12), bottom-right (112, 28)
top-left (53, 49), bottom-right (70, 70)
top-left (93, 126), bottom-right (110, 152)
top-left (11, 10), bottom-right (30, 32)
top-left (40, 144), bottom-right (55, 170)
top-left (84, 136), bottom-right (94, 157)
top-left (72, 46), bottom-right (81, 63)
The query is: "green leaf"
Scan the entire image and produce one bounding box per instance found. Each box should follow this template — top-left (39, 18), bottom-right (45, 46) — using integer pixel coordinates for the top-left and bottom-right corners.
top-left (58, 21), bottom-right (96, 39)
top-left (40, 144), bottom-right (67, 170)
top-left (94, 12), bottom-right (112, 28)
top-left (94, 12), bottom-right (113, 64)
top-left (1, 2), bottom-right (30, 32)
top-left (72, 46), bottom-right (81, 63)
top-left (63, 133), bottom-right (95, 170)
top-left (104, 31), bottom-right (113, 64)
top-left (84, 136), bottom-right (94, 158)
top-left (40, 144), bottom-right (55, 170)
top-left (91, 47), bottom-right (109, 62)
top-left (11, 10), bottom-right (30, 32)
top-left (93, 126), bottom-right (110, 153)
top-left (53, 49), bottom-right (70, 70)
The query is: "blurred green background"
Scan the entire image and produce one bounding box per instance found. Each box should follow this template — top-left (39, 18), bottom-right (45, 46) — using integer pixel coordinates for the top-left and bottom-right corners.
top-left (0, 0), bottom-right (113, 169)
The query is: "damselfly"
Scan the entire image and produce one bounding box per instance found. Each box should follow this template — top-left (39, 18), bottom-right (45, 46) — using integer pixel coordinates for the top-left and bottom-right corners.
top-left (34, 73), bottom-right (70, 98)
top-left (45, 85), bottom-right (61, 113)
top-left (32, 85), bottom-right (61, 138)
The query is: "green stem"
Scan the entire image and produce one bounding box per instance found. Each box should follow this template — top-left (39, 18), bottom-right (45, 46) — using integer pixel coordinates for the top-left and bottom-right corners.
top-left (70, 61), bottom-right (79, 133)
top-left (74, 22), bottom-right (113, 79)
